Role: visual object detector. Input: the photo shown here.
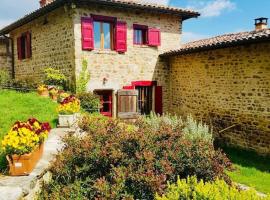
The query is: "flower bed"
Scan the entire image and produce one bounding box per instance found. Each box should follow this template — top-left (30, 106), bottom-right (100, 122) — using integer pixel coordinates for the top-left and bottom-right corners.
top-left (1, 118), bottom-right (51, 176)
top-left (39, 114), bottom-right (231, 199)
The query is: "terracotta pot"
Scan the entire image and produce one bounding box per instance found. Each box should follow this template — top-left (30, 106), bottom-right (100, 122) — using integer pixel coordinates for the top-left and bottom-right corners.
top-left (38, 90), bottom-right (49, 97)
top-left (6, 144), bottom-right (44, 176)
top-left (50, 94), bottom-right (58, 101)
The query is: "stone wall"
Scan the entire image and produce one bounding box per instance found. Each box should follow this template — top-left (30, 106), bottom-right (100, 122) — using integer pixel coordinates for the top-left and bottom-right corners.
top-left (73, 5), bottom-right (181, 115)
top-left (0, 37), bottom-right (12, 77)
top-left (168, 42), bottom-right (270, 154)
top-left (9, 7), bottom-right (75, 88)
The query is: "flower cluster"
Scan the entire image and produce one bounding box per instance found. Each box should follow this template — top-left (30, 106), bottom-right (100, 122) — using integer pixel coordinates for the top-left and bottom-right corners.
top-left (57, 95), bottom-right (80, 115)
top-left (1, 118), bottom-right (51, 155)
top-left (37, 85), bottom-right (48, 93)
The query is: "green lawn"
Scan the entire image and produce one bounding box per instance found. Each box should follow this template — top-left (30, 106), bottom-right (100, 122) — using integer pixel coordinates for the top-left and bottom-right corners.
top-left (223, 146), bottom-right (270, 194)
top-left (0, 90), bottom-right (58, 171)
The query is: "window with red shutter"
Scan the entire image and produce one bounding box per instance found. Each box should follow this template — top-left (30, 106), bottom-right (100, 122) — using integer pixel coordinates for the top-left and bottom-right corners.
top-left (17, 32), bottom-right (32, 60)
top-left (115, 21), bottom-right (127, 53)
top-left (81, 17), bottom-right (94, 50)
top-left (148, 28), bottom-right (161, 46)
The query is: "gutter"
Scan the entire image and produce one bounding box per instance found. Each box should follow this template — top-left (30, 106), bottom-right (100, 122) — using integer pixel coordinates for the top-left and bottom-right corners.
top-left (1, 35), bottom-right (15, 79)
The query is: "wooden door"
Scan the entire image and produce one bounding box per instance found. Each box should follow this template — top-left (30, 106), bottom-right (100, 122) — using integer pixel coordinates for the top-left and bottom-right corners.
top-left (117, 89), bottom-right (139, 119)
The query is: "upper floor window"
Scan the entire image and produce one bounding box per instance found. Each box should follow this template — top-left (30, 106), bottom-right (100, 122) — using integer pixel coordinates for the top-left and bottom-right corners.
top-left (133, 24), bottom-right (161, 47)
top-left (81, 16), bottom-right (127, 53)
top-left (133, 25), bottom-right (148, 45)
top-left (17, 32), bottom-right (32, 60)
top-left (94, 21), bottom-right (114, 50)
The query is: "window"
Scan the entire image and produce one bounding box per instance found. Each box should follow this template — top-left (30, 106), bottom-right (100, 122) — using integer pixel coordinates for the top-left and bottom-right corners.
top-left (133, 25), bottom-right (148, 45)
top-left (133, 24), bottom-right (161, 46)
top-left (95, 90), bottom-right (113, 117)
top-left (81, 16), bottom-right (127, 52)
top-left (94, 21), bottom-right (114, 50)
top-left (17, 32), bottom-right (31, 60)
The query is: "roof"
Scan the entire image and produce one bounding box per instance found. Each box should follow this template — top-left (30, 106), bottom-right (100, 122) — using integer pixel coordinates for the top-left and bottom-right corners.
top-left (161, 28), bottom-right (270, 57)
top-left (0, 0), bottom-right (199, 35)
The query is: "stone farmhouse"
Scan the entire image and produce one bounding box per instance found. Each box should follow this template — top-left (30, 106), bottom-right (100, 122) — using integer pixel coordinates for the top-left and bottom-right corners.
top-left (0, 0), bottom-right (269, 154)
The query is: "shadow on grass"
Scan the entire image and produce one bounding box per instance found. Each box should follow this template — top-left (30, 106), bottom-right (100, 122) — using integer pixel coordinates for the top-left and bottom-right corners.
top-left (221, 146), bottom-right (270, 173)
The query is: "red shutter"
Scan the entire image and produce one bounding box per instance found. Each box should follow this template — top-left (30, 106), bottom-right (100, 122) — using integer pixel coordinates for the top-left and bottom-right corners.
top-left (148, 28), bottom-right (161, 46)
top-left (115, 21), bottom-right (127, 53)
top-left (26, 32), bottom-right (32, 58)
top-left (81, 17), bottom-right (94, 50)
top-left (155, 86), bottom-right (163, 115)
top-left (17, 37), bottom-right (22, 60)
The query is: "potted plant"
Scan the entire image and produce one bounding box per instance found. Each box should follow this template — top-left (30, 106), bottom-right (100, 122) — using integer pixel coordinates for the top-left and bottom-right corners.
top-left (1, 118), bottom-right (51, 176)
top-left (57, 91), bottom-right (70, 103)
top-left (49, 87), bottom-right (58, 101)
top-left (57, 95), bottom-right (80, 127)
top-left (37, 85), bottom-right (49, 97)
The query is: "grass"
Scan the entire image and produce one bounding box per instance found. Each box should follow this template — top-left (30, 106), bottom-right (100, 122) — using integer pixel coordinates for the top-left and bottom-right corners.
top-left (223, 146), bottom-right (270, 194)
top-left (0, 89), bottom-right (58, 171)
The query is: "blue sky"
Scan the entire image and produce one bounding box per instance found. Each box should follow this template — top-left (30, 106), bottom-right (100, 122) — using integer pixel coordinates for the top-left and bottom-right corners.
top-left (0, 0), bottom-right (269, 43)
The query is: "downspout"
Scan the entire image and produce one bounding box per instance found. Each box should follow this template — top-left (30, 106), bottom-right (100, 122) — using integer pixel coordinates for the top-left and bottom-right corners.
top-left (2, 35), bottom-right (15, 79)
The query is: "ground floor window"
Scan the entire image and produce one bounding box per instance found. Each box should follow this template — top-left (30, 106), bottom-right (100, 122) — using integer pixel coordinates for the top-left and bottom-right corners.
top-left (95, 90), bottom-right (113, 117)
top-left (136, 86), bottom-right (153, 115)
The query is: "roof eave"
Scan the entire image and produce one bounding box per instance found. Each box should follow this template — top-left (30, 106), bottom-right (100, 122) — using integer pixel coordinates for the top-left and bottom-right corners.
top-left (0, 0), bottom-right (199, 35)
top-left (160, 37), bottom-right (270, 57)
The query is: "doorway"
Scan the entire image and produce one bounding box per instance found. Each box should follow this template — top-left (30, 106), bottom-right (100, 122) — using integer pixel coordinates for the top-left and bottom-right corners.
top-left (136, 86), bottom-right (153, 115)
top-left (95, 90), bottom-right (113, 117)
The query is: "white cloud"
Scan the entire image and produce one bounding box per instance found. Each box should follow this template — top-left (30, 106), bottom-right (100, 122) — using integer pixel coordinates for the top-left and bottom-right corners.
top-left (182, 31), bottom-right (209, 43)
top-left (188, 0), bottom-right (236, 17)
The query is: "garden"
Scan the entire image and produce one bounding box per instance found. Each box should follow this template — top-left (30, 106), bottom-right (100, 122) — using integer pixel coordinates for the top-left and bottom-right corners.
top-left (0, 62), bottom-right (269, 199)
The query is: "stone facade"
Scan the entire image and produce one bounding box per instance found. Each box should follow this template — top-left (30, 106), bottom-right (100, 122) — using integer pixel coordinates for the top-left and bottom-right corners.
top-left (73, 5), bottom-right (181, 115)
top-left (9, 7), bottom-right (75, 87)
top-left (0, 37), bottom-right (12, 77)
top-left (168, 42), bottom-right (270, 154)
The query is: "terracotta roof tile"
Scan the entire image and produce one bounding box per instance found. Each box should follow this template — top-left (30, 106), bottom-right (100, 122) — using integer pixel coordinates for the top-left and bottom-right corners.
top-left (161, 28), bottom-right (270, 56)
top-left (0, 0), bottom-right (199, 35)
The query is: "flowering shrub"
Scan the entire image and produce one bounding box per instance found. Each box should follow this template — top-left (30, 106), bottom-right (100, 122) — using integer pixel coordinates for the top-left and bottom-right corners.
top-left (156, 176), bottom-right (270, 200)
top-left (44, 68), bottom-right (67, 88)
top-left (57, 95), bottom-right (80, 115)
top-left (39, 114), bottom-right (230, 200)
top-left (37, 85), bottom-right (48, 93)
top-left (1, 118), bottom-right (51, 155)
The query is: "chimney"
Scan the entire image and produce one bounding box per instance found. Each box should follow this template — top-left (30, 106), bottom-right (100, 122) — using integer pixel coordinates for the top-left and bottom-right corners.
top-left (39, 0), bottom-right (54, 7)
top-left (255, 17), bottom-right (268, 31)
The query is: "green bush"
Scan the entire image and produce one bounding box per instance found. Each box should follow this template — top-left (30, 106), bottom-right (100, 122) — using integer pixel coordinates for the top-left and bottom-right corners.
top-left (44, 68), bottom-right (67, 88)
top-left (0, 69), bottom-right (10, 87)
top-left (138, 113), bottom-right (213, 143)
top-left (156, 176), bottom-right (270, 200)
top-left (76, 60), bottom-right (90, 93)
top-left (76, 92), bottom-right (100, 113)
top-left (39, 114), bottom-right (230, 200)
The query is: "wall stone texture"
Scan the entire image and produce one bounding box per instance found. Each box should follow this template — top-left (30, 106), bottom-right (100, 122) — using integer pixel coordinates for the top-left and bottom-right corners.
top-left (10, 7), bottom-right (76, 88)
top-left (73, 5), bottom-right (182, 115)
top-left (0, 38), bottom-right (12, 77)
top-left (168, 42), bottom-right (270, 154)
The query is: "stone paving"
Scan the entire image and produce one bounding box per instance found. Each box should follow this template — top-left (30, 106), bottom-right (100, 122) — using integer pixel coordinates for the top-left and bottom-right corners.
top-left (0, 128), bottom-right (71, 200)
